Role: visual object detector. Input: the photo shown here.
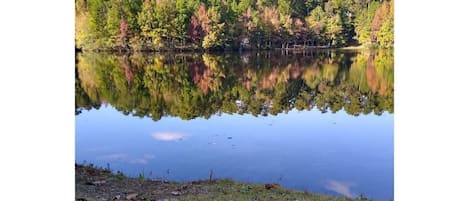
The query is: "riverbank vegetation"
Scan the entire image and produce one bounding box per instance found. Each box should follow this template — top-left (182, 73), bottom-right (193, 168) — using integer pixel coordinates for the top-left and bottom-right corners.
top-left (75, 0), bottom-right (394, 51)
top-left (76, 163), bottom-right (374, 201)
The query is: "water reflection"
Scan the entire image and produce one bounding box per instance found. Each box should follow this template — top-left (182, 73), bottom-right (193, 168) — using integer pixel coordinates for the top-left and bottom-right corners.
top-left (75, 50), bottom-right (394, 200)
top-left (325, 180), bottom-right (356, 198)
top-left (98, 153), bottom-right (156, 165)
top-left (99, 153), bottom-right (128, 161)
top-left (152, 132), bottom-right (186, 141)
top-left (75, 50), bottom-right (393, 120)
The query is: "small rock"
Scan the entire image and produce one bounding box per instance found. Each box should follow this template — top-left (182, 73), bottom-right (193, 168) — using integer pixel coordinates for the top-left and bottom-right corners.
top-left (265, 183), bottom-right (279, 190)
top-left (171, 191), bottom-right (181, 196)
top-left (126, 193), bottom-right (138, 200)
top-left (113, 195), bottom-right (121, 200)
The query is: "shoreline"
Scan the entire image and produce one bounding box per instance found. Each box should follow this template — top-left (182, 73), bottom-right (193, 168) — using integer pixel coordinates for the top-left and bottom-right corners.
top-left (76, 164), bottom-right (370, 201)
top-left (76, 45), bottom-right (370, 53)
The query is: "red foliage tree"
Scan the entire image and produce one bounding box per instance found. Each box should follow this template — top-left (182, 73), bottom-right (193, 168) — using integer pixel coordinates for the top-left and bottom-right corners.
top-left (119, 19), bottom-right (129, 47)
top-left (196, 4), bottom-right (211, 35)
top-left (371, 2), bottom-right (389, 41)
top-left (188, 16), bottom-right (202, 43)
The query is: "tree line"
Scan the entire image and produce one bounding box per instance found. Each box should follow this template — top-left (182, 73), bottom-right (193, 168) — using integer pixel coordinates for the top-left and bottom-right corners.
top-left (75, 0), bottom-right (394, 51)
top-left (75, 50), bottom-right (394, 120)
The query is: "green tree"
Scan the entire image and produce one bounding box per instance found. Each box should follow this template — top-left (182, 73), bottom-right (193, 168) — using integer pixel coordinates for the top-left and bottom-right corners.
top-left (88, 0), bottom-right (109, 48)
top-left (353, 1), bottom-right (380, 46)
top-left (377, 0), bottom-right (393, 48)
top-left (278, 0), bottom-right (292, 16)
top-left (202, 7), bottom-right (227, 49)
top-left (326, 14), bottom-right (344, 46)
top-left (137, 0), bottom-right (159, 47)
top-left (106, 1), bottom-right (121, 46)
top-left (75, 0), bottom-right (90, 49)
top-left (174, 0), bottom-right (197, 47)
top-left (377, 17), bottom-right (393, 48)
top-left (306, 6), bottom-right (328, 45)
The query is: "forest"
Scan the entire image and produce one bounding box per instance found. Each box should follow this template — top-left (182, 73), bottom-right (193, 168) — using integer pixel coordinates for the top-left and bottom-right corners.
top-left (75, 0), bottom-right (394, 51)
top-left (75, 50), bottom-right (394, 120)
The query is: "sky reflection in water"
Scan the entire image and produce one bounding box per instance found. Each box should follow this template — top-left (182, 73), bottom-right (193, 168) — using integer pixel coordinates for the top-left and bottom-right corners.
top-left (76, 106), bottom-right (393, 200)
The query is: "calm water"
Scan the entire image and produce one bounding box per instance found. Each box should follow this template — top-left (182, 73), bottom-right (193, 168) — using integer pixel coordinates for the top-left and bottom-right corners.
top-left (76, 50), bottom-right (394, 200)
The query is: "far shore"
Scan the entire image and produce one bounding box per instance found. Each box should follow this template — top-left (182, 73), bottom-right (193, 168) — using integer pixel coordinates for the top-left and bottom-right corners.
top-left (76, 164), bottom-right (372, 201)
top-left (76, 45), bottom-right (371, 53)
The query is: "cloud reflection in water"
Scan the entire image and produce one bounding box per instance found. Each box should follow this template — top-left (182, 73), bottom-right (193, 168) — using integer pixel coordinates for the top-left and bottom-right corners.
top-left (99, 153), bottom-right (128, 161)
top-left (325, 180), bottom-right (356, 198)
top-left (130, 158), bottom-right (148, 164)
top-left (151, 132), bottom-right (186, 141)
top-left (98, 153), bottom-right (156, 165)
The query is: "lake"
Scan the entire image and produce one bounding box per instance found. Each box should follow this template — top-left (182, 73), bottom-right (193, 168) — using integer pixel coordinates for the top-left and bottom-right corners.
top-left (75, 49), bottom-right (394, 200)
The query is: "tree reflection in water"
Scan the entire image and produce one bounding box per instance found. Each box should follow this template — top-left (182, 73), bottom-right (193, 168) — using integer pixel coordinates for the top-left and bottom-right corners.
top-left (75, 50), bottom-right (393, 120)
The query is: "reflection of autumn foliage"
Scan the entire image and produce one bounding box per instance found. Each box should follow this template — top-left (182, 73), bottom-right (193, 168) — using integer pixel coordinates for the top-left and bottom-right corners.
top-left (189, 61), bottom-right (211, 94)
top-left (189, 61), bottom-right (203, 85)
top-left (76, 50), bottom-right (393, 119)
top-left (241, 69), bottom-right (255, 90)
top-left (199, 67), bottom-right (212, 95)
top-left (365, 50), bottom-right (393, 96)
top-left (261, 67), bottom-right (280, 89)
top-left (76, 54), bottom-right (101, 102)
top-left (366, 55), bottom-right (379, 93)
top-left (259, 62), bottom-right (305, 90)
top-left (120, 56), bottom-right (133, 85)
top-left (289, 62), bottom-right (305, 80)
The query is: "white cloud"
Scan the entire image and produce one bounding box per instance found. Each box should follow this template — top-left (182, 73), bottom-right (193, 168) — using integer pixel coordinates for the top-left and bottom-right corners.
top-left (151, 132), bottom-right (186, 141)
top-left (325, 180), bottom-right (356, 198)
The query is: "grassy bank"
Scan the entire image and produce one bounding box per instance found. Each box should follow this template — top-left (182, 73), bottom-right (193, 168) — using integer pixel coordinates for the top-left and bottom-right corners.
top-left (76, 164), bottom-right (373, 201)
top-left (336, 45), bottom-right (366, 50)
